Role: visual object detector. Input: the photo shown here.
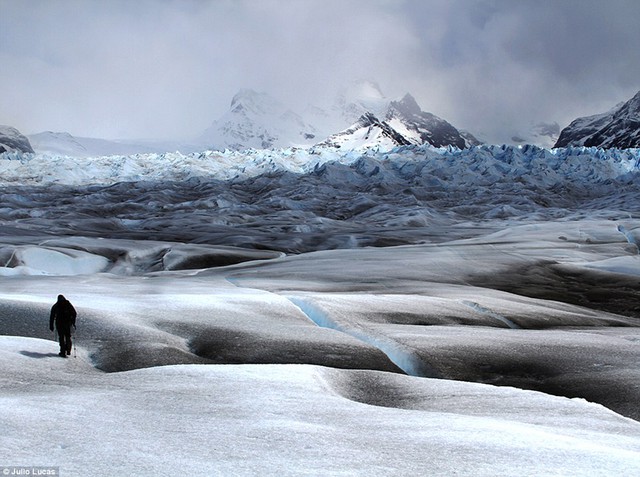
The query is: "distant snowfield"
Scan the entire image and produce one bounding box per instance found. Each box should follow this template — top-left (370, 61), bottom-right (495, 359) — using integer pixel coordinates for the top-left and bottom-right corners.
top-left (1, 146), bottom-right (640, 475)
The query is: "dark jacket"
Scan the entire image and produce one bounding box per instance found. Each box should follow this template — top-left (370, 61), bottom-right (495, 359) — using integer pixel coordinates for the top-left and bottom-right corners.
top-left (50, 295), bottom-right (77, 331)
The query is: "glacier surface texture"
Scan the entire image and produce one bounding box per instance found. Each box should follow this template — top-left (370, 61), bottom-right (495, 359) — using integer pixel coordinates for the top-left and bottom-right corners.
top-left (1, 144), bottom-right (640, 476)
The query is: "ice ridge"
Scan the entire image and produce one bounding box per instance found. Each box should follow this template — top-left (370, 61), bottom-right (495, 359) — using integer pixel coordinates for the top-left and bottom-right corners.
top-left (1, 145), bottom-right (639, 187)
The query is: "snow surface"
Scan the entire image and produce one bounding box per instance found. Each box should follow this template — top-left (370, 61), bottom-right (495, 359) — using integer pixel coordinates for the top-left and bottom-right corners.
top-left (2, 337), bottom-right (640, 476)
top-left (1, 145), bottom-right (640, 475)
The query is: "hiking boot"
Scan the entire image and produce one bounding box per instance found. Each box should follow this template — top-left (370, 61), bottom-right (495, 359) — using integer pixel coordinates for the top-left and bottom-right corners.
top-left (58, 352), bottom-right (67, 358)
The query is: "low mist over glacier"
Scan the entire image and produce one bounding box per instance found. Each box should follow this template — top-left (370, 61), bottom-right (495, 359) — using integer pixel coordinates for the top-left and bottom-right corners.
top-left (2, 143), bottom-right (640, 475)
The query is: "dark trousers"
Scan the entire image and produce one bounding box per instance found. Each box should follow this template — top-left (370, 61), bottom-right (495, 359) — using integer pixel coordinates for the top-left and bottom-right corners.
top-left (57, 326), bottom-right (72, 355)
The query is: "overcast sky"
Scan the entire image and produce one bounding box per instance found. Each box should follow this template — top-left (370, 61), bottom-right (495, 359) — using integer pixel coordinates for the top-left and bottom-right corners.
top-left (2, 0), bottom-right (640, 143)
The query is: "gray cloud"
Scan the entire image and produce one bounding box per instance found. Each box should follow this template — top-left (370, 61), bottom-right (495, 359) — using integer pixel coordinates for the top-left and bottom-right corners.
top-left (1, 0), bottom-right (639, 142)
top-left (403, 0), bottom-right (640, 141)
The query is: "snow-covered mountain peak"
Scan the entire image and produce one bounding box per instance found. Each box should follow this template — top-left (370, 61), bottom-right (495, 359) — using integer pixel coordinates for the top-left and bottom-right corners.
top-left (555, 90), bottom-right (640, 148)
top-left (29, 131), bottom-right (87, 155)
top-left (197, 89), bottom-right (318, 150)
top-left (194, 83), bottom-right (483, 152)
top-left (384, 95), bottom-right (470, 149)
top-left (615, 90), bottom-right (640, 118)
top-left (317, 93), bottom-right (472, 150)
top-left (388, 93), bottom-right (422, 117)
top-left (335, 80), bottom-right (389, 124)
top-left (314, 111), bottom-right (413, 150)
top-left (229, 88), bottom-right (286, 116)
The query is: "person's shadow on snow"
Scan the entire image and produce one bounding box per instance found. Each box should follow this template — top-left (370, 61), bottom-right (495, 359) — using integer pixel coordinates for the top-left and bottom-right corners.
top-left (20, 350), bottom-right (62, 359)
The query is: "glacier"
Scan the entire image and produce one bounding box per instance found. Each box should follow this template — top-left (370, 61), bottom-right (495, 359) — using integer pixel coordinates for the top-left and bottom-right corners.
top-left (1, 145), bottom-right (639, 252)
top-left (1, 144), bottom-right (640, 475)
top-left (2, 143), bottom-right (638, 187)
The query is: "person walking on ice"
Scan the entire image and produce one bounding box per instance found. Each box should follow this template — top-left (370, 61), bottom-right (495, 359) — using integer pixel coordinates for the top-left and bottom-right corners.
top-left (49, 294), bottom-right (77, 358)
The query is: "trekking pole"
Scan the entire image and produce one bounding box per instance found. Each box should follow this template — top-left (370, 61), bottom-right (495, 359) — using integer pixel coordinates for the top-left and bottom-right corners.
top-left (73, 326), bottom-right (77, 358)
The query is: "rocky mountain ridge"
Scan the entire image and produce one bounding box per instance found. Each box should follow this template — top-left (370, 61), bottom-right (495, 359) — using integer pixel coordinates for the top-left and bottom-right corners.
top-left (555, 90), bottom-right (640, 148)
top-left (318, 94), bottom-right (479, 150)
top-left (198, 82), bottom-right (479, 151)
top-left (0, 125), bottom-right (34, 154)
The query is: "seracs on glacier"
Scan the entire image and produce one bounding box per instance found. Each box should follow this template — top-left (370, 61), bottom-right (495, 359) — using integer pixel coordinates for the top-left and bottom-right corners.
top-left (2, 143), bottom-right (639, 187)
top-left (2, 144), bottom-right (640, 254)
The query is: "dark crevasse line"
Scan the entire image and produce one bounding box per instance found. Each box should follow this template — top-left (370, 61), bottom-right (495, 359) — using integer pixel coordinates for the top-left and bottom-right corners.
top-left (287, 297), bottom-right (441, 378)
